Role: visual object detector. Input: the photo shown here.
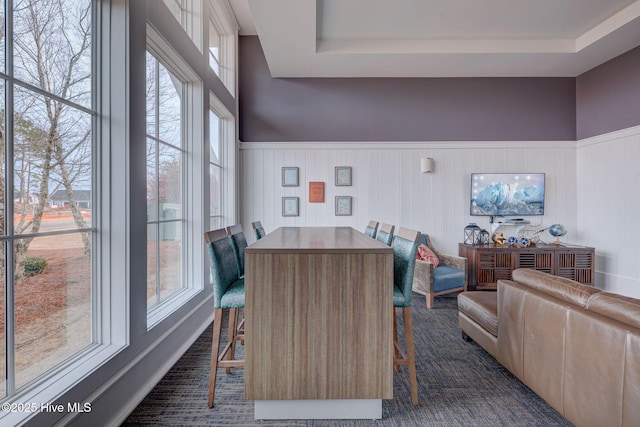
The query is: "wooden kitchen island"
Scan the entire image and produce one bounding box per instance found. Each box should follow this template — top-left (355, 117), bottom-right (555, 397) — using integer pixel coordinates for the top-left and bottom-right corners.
top-left (244, 227), bottom-right (393, 419)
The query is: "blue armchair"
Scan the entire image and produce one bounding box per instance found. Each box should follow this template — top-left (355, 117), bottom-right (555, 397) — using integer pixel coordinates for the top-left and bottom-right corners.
top-left (412, 234), bottom-right (467, 308)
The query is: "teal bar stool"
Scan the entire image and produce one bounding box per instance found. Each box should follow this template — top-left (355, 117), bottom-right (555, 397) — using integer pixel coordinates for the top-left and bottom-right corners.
top-left (391, 227), bottom-right (421, 405)
top-left (204, 228), bottom-right (245, 408)
top-left (364, 220), bottom-right (379, 238)
top-left (251, 220), bottom-right (266, 241)
top-left (376, 223), bottom-right (395, 246)
top-left (226, 224), bottom-right (248, 278)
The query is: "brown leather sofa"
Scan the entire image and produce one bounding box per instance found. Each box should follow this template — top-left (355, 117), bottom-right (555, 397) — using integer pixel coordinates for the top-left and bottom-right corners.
top-left (458, 268), bottom-right (640, 427)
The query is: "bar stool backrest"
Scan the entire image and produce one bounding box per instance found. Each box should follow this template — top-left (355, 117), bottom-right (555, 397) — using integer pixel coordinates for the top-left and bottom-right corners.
top-left (376, 223), bottom-right (395, 246)
top-left (205, 228), bottom-right (240, 308)
top-left (252, 221), bottom-right (266, 240)
top-left (364, 220), bottom-right (379, 238)
top-left (226, 224), bottom-right (248, 277)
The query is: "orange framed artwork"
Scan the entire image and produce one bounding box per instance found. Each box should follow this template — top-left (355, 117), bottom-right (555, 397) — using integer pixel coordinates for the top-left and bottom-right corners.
top-left (309, 181), bottom-right (325, 203)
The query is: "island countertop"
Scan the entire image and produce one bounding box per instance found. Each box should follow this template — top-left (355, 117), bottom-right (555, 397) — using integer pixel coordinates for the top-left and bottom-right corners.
top-left (244, 227), bottom-right (393, 419)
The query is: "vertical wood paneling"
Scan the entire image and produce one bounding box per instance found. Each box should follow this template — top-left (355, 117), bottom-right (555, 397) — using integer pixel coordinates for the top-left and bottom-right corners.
top-left (304, 149), bottom-right (318, 224)
top-left (253, 150), bottom-right (265, 228)
top-left (263, 150), bottom-right (275, 232)
top-left (577, 126), bottom-right (640, 298)
top-left (378, 150), bottom-right (390, 222)
top-left (357, 150), bottom-right (370, 231)
top-left (451, 149), bottom-right (466, 249)
top-left (399, 151), bottom-right (411, 227)
top-left (241, 149), bottom-right (253, 226)
top-left (620, 139), bottom-right (640, 279)
top-left (418, 149), bottom-right (431, 239)
top-left (431, 148), bottom-right (445, 240)
top-left (438, 149), bottom-right (451, 239)
top-left (270, 150), bottom-right (279, 227)
top-left (242, 142), bottom-right (579, 257)
top-left (410, 149), bottom-right (421, 229)
top-left (315, 150), bottom-right (326, 224)
top-left (367, 150), bottom-right (379, 223)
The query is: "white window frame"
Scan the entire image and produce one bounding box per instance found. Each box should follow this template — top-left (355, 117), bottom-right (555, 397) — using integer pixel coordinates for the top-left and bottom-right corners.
top-left (209, 107), bottom-right (224, 229)
top-left (164, 0), bottom-right (185, 25)
top-left (146, 26), bottom-right (205, 328)
top-left (0, 1), bottom-right (127, 425)
top-left (208, 1), bottom-right (237, 96)
top-left (1, 0), bottom-right (236, 423)
top-left (163, 0), bottom-right (204, 53)
top-left (209, 94), bottom-right (236, 228)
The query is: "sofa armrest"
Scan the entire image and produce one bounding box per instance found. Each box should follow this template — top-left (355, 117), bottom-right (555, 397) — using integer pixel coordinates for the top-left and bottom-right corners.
top-left (439, 253), bottom-right (467, 272)
top-left (412, 259), bottom-right (435, 293)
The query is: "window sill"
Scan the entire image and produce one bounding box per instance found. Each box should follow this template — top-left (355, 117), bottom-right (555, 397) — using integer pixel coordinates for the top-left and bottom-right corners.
top-left (147, 288), bottom-right (202, 330)
top-left (0, 343), bottom-right (126, 426)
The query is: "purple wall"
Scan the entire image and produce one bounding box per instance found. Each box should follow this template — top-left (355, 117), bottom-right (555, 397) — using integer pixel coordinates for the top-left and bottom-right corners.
top-left (239, 36), bottom-right (576, 142)
top-left (576, 45), bottom-right (640, 140)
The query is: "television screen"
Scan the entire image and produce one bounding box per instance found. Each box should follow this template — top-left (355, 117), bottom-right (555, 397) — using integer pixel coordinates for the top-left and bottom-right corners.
top-left (470, 173), bottom-right (545, 216)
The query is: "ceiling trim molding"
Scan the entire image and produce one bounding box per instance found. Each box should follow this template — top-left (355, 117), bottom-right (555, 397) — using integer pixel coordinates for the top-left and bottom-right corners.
top-left (577, 124), bottom-right (640, 148)
top-left (239, 141), bottom-right (578, 150)
top-left (241, 0), bottom-right (640, 78)
top-left (577, 0), bottom-right (640, 51)
top-left (316, 38), bottom-right (576, 55)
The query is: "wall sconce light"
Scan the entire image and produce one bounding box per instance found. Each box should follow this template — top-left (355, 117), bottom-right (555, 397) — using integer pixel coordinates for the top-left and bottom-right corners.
top-left (420, 157), bottom-right (434, 173)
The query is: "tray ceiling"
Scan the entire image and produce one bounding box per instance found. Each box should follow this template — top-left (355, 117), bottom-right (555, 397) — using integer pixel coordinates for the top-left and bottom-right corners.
top-left (229, 0), bottom-right (640, 77)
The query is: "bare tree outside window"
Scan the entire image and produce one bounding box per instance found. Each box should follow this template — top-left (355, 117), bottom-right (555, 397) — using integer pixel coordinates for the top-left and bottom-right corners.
top-left (146, 51), bottom-right (184, 310)
top-left (0, 0), bottom-right (94, 394)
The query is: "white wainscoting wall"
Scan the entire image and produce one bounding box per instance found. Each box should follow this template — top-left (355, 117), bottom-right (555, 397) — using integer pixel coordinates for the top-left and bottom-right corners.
top-left (577, 125), bottom-right (640, 298)
top-left (240, 141), bottom-right (578, 257)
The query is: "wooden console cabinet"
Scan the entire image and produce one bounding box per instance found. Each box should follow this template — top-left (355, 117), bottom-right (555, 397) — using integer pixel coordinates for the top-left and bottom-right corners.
top-left (459, 243), bottom-right (595, 290)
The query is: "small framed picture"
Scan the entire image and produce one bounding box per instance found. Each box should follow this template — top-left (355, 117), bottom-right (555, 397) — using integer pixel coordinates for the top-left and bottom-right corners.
top-left (335, 166), bottom-right (352, 186)
top-left (282, 167), bottom-right (299, 187)
top-left (282, 197), bottom-right (299, 216)
top-left (335, 196), bottom-right (352, 216)
top-left (309, 181), bottom-right (325, 203)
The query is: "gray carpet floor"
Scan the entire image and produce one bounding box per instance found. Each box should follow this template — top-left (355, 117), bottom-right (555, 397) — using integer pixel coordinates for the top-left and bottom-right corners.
top-left (122, 293), bottom-right (573, 426)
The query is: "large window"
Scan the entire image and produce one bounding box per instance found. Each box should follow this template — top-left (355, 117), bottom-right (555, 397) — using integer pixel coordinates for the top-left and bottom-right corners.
top-left (208, 95), bottom-right (235, 231)
top-left (0, 0), bottom-right (94, 398)
top-left (208, 21), bottom-right (221, 76)
top-left (146, 51), bottom-right (184, 310)
top-left (209, 110), bottom-right (222, 229)
top-left (208, 4), bottom-right (235, 96)
top-left (0, 0), bottom-right (236, 424)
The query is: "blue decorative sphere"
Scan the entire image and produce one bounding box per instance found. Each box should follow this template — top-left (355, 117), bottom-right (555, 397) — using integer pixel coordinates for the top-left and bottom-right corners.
top-left (507, 236), bottom-right (518, 245)
top-left (549, 224), bottom-right (567, 238)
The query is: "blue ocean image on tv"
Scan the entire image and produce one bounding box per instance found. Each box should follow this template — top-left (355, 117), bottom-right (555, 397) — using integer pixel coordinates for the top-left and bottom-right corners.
top-left (471, 173), bottom-right (545, 216)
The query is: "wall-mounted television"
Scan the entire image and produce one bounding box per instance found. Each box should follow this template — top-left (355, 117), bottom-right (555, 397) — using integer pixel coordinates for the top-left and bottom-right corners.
top-left (470, 173), bottom-right (545, 216)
